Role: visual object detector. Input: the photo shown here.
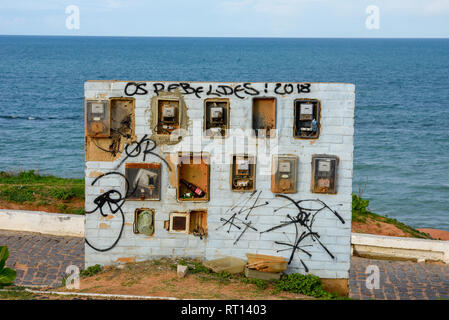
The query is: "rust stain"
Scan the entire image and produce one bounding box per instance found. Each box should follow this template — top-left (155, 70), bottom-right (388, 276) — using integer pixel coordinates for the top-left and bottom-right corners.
top-left (116, 257), bottom-right (135, 263)
top-left (100, 215), bottom-right (114, 220)
top-left (88, 170), bottom-right (103, 178)
top-left (99, 223), bottom-right (110, 229)
top-left (309, 140), bottom-right (317, 145)
top-left (124, 222), bottom-right (133, 226)
top-left (166, 155), bottom-right (177, 187)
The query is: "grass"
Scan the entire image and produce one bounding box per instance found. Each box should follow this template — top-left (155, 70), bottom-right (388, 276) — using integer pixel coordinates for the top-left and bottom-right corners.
top-left (352, 193), bottom-right (432, 239)
top-left (0, 287), bottom-right (34, 300)
top-left (0, 170), bottom-right (84, 215)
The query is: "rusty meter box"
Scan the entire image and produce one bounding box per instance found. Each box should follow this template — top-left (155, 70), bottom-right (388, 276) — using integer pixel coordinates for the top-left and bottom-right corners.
top-left (311, 155), bottom-right (338, 194)
top-left (86, 100), bottom-right (110, 137)
top-left (271, 155), bottom-right (298, 194)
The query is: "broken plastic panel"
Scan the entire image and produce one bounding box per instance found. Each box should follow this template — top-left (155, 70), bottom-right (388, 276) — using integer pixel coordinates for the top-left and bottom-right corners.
top-left (125, 163), bottom-right (161, 200)
top-left (271, 155), bottom-right (298, 194)
top-left (177, 153), bottom-right (210, 202)
top-left (294, 99), bottom-right (320, 139)
top-left (156, 98), bottom-right (180, 135)
top-left (231, 155), bottom-right (256, 192)
top-left (311, 155), bottom-right (338, 194)
top-left (133, 208), bottom-right (155, 236)
top-left (204, 99), bottom-right (230, 137)
top-left (252, 98), bottom-right (276, 137)
top-left (86, 100), bottom-right (110, 137)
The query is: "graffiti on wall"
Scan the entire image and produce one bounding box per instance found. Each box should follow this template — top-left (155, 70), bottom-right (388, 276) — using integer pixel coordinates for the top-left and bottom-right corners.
top-left (261, 195), bottom-right (345, 272)
top-left (85, 172), bottom-right (136, 252)
top-left (124, 82), bottom-right (312, 99)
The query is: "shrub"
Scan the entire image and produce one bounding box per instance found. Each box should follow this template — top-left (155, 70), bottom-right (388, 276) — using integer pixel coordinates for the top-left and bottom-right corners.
top-left (273, 273), bottom-right (336, 299)
top-left (0, 246), bottom-right (17, 286)
top-left (80, 264), bottom-right (103, 277)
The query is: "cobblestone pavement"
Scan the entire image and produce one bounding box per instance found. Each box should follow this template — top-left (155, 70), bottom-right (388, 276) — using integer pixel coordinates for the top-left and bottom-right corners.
top-left (1, 230), bottom-right (448, 299)
top-left (349, 256), bottom-right (449, 300)
top-left (0, 230), bottom-right (84, 288)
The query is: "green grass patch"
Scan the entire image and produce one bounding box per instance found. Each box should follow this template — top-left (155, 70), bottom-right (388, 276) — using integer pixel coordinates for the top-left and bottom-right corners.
top-left (0, 170), bottom-right (84, 214)
top-left (80, 264), bottom-right (103, 277)
top-left (272, 273), bottom-right (337, 299)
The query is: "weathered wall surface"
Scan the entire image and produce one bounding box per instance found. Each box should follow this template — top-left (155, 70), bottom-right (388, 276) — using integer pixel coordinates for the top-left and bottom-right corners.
top-left (84, 81), bottom-right (355, 280)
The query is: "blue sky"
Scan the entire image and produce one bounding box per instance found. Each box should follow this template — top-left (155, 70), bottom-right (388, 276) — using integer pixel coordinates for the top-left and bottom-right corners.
top-left (0, 0), bottom-right (448, 37)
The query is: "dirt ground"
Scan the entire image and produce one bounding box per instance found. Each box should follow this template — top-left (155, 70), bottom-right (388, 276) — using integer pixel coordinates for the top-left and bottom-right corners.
top-left (352, 217), bottom-right (416, 238)
top-left (0, 199), bottom-right (84, 214)
top-left (417, 228), bottom-right (449, 241)
top-left (53, 259), bottom-right (312, 300)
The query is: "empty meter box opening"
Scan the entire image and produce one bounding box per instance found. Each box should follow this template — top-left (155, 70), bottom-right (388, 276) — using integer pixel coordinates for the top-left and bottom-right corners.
top-left (177, 153), bottom-right (210, 202)
top-left (252, 97), bottom-right (276, 137)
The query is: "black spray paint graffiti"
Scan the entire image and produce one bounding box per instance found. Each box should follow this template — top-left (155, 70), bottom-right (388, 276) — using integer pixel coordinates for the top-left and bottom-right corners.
top-left (124, 82), bottom-right (312, 99)
top-left (85, 172), bottom-right (138, 252)
top-left (114, 134), bottom-right (172, 171)
top-left (217, 190), bottom-right (269, 245)
top-left (260, 195), bottom-right (345, 272)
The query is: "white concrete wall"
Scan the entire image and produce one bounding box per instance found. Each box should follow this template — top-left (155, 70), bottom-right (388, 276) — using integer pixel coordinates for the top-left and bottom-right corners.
top-left (84, 81), bottom-right (355, 279)
top-left (0, 209), bottom-right (84, 237)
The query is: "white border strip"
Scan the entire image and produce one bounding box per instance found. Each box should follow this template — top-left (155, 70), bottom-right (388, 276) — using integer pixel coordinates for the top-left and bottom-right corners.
top-left (0, 209), bottom-right (84, 237)
top-left (351, 232), bottom-right (449, 263)
top-left (24, 288), bottom-right (178, 300)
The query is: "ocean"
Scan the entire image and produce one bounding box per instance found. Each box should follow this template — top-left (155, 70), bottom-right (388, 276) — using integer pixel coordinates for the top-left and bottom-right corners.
top-left (0, 36), bottom-right (448, 230)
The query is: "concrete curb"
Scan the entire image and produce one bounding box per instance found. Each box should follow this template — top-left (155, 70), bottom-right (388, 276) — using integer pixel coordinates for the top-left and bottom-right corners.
top-left (0, 209), bottom-right (84, 237)
top-left (351, 232), bottom-right (449, 264)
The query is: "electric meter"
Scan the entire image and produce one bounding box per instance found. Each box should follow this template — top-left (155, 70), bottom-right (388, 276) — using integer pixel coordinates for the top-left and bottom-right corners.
top-left (272, 155), bottom-right (298, 194)
top-left (86, 100), bottom-right (110, 137)
top-left (311, 155), bottom-right (338, 194)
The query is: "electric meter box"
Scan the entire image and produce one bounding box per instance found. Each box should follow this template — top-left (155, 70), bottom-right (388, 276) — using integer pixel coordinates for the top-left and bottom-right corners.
top-left (294, 99), bottom-right (320, 139)
top-left (271, 155), bottom-right (298, 194)
top-left (231, 155), bottom-right (256, 192)
top-left (133, 208), bottom-right (155, 236)
top-left (204, 99), bottom-right (230, 137)
top-left (86, 100), bottom-right (110, 137)
top-left (169, 212), bottom-right (190, 234)
top-left (311, 155), bottom-right (339, 194)
top-left (157, 98), bottom-right (180, 134)
top-left (125, 163), bottom-right (161, 201)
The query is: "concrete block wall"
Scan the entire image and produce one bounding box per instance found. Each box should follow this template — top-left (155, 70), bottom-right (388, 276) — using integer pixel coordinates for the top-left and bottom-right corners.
top-left (84, 81), bottom-right (355, 279)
